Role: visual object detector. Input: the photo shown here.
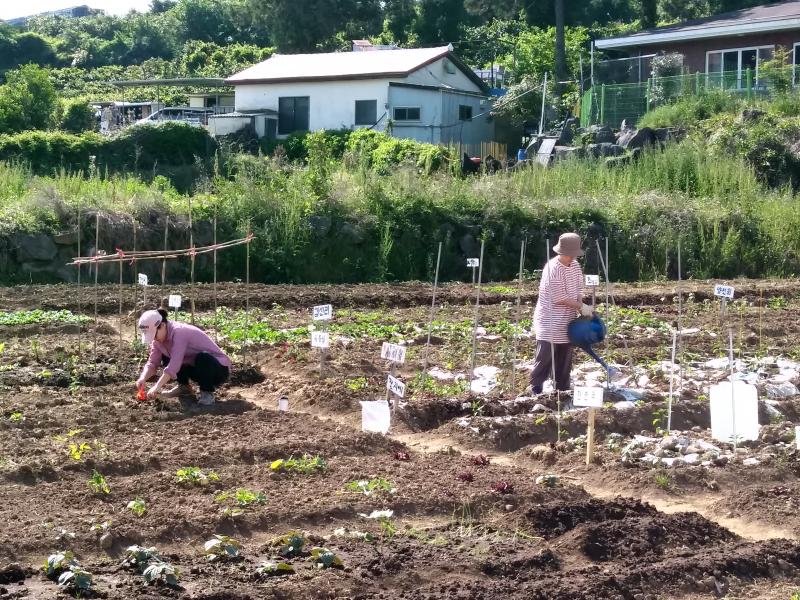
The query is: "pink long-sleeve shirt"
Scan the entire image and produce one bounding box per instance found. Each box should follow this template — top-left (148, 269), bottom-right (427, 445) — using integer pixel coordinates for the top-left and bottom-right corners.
top-left (144, 321), bottom-right (231, 377)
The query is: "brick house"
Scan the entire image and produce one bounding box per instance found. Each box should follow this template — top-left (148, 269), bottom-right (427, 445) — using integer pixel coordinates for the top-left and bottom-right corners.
top-left (595, 1), bottom-right (800, 87)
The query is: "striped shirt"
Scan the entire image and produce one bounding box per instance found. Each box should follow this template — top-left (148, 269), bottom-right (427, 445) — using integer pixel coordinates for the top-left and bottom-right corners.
top-left (533, 257), bottom-right (584, 343)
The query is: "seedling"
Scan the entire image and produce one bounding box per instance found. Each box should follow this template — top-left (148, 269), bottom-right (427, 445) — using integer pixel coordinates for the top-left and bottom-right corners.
top-left (256, 561), bottom-right (295, 576)
top-left (127, 499), bottom-right (146, 517)
top-left (491, 481), bottom-right (515, 494)
top-left (345, 377), bottom-right (368, 391)
top-left (58, 566), bottom-right (94, 596)
top-left (270, 454), bottom-right (327, 474)
top-left (344, 478), bottom-right (396, 496)
top-left (470, 454), bottom-right (491, 467)
top-left (88, 470), bottom-right (110, 494)
top-left (470, 399), bottom-right (485, 417)
top-left (393, 450), bottom-right (411, 461)
top-left (124, 545), bottom-right (162, 570)
top-left (274, 531), bottom-right (306, 558)
top-left (309, 547), bottom-right (343, 569)
top-left (68, 442), bottom-right (93, 462)
top-left (44, 551), bottom-right (78, 578)
top-left (654, 472), bottom-right (672, 490)
top-left (175, 467), bottom-right (219, 486)
top-left (204, 534), bottom-right (241, 562)
top-left (379, 517), bottom-right (396, 540)
top-left (8, 411), bottom-right (23, 422)
top-left (143, 562), bottom-right (180, 587)
top-left (534, 415), bottom-right (548, 426)
top-left (457, 471), bottom-right (474, 482)
top-left (215, 488), bottom-right (266, 509)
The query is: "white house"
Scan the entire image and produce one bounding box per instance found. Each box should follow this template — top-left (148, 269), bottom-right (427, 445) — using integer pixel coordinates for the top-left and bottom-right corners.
top-left (213, 45), bottom-right (494, 148)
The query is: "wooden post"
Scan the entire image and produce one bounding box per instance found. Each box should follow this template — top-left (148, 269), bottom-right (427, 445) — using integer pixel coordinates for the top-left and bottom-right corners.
top-left (468, 239), bottom-right (486, 388)
top-left (189, 197), bottom-right (196, 324)
top-left (93, 213), bottom-right (100, 369)
top-left (585, 407), bottom-right (596, 465)
top-left (511, 238), bottom-right (526, 391)
top-left (213, 206), bottom-right (218, 343)
top-left (422, 242), bottom-right (443, 380)
top-left (243, 219), bottom-right (251, 367)
top-left (76, 207), bottom-right (82, 358)
top-left (161, 216), bottom-right (168, 306)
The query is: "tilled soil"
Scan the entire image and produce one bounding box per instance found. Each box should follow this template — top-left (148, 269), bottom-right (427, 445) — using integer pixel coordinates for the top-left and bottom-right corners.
top-left (2, 280), bottom-right (800, 598)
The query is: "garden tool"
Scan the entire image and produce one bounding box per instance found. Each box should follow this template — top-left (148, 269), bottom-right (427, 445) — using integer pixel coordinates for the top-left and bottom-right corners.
top-left (568, 315), bottom-right (618, 376)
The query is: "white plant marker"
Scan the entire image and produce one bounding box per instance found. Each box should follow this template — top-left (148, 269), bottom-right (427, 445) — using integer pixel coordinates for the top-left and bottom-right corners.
top-left (138, 273), bottom-right (148, 286)
top-left (386, 374), bottom-right (405, 398)
top-left (574, 386), bottom-right (604, 465)
top-left (311, 304), bottom-right (334, 377)
top-left (138, 273), bottom-right (148, 306)
top-left (278, 395), bottom-right (288, 412)
top-left (585, 274), bottom-right (600, 309)
top-left (381, 342), bottom-right (406, 413)
top-left (710, 381), bottom-right (758, 445)
top-left (467, 257), bottom-right (479, 284)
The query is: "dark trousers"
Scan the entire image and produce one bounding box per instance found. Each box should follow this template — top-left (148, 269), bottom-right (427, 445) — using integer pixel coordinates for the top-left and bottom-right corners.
top-left (162, 352), bottom-right (229, 392)
top-left (530, 341), bottom-right (573, 393)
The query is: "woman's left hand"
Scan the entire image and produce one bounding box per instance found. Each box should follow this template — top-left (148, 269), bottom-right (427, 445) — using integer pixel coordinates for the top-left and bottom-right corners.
top-left (146, 387), bottom-right (160, 401)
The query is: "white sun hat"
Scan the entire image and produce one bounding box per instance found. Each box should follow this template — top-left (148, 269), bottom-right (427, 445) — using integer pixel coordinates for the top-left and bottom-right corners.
top-left (137, 310), bottom-right (163, 345)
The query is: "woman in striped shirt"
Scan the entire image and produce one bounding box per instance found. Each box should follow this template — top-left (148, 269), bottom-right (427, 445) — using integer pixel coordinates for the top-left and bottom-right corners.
top-left (530, 233), bottom-right (594, 394)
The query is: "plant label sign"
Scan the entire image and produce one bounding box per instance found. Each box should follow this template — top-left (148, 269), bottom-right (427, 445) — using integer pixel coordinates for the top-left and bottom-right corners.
top-left (585, 275), bottom-right (600, 287)
top-left (311, 331), bottom-right (330, 349)
top-left (381, 342), bottom-right (406, 364)
top-left (466, 258), bottom-right (480, 268)
top-left (168, 294), bottom-right (181, 308)
top-left (137, 273), bottom-right (148, 286)
top-left (573, 386), bottom-right (604, 408)
top-left (713, 284), bottom-right (735, 299)
top-left (312, 304), bottom-right (333, 321)
top-left (386, 374), bottom-right (405, 398)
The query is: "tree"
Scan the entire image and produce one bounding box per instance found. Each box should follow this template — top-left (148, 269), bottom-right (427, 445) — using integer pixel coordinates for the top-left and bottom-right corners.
top-left (385, 0), bottom-right (417, 44)
top-left (14, 32), bottom-right (57, 67)
top-left (414, 0), bottom-right (467, 44)
top-left (0, 64), bottom-right (58, 133)
top-left (554, 0), bottom-right (566, 82)
top-left (59, 98), bottom-right (97, 133)
top-left (150, 0), bottom-right (178, 12)
top-left (640, 0), bottom-right (657, 28)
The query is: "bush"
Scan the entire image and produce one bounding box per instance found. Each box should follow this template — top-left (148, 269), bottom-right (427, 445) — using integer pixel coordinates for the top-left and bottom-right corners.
top-left (0, 64), bottom-right (58, 134)
top-left (59, 99), bottom-right (97, 133)
top-left (638, 91), bottom-right (742, 129)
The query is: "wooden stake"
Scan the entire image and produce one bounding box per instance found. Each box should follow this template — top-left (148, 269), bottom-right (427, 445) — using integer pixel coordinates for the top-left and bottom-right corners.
top-left (189, 198), bottom-right (195, 324)
top-left (511, 238), bottom-right (526, 391)
top-left (243, 219), bottom-right (251, 367)
top-left (667, 328), bottom-right (677, 433)
top-left (161, 216), bottom-right (168, 306)
top-left (729, 326), bottom-right (737, 451)
top-left (468, 239), bottom-right (486, 388)
top-left (118, 253), bottom-right (123, 356)
top-left (76, 206), bottom-right (82, 358)
top-left (93, 213), bottom-right (99, 369)
top-left (422, 241), bottom-right (443, 380)
top-left (132, 219), bottom-right (138, 341)
top-left (585, 407), bottom-right (596, 465)
top-left (213, 206), bottom-right (218, 343)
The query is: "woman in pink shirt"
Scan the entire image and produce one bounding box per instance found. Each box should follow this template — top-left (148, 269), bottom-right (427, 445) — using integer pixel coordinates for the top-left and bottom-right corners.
top-left (136, 308), bottom-right (232, 405)
top-left (530, 233), bottom-right (593, 394)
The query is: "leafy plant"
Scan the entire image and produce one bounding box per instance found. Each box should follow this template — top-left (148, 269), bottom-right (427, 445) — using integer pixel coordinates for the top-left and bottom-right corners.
top-left (58, 566), bottom-right (94, 596)
top-left (654, 471), bottom-right (672, 490)
top-left (215, 488), bottom-right (266, 510)
top-left (393, 450), bottom-right (410, 461)
top-left (68, 442), bottom-right (93, 461)
top-left (204, 534), bottom-right (240, 562)
top-left (143, 562), bottom-right (180, 587)
top-left (270, 454), bottom-right (326, 474)
top-left (175, 466), bottom-right (219, 486)
top-left (470, 399), bottom-right (485, 417)
top-left (470, 454), bottom-right (491, 467)
top-left (0, 309), bottom-right (90, 326)
top-left (309, 547), bottom-right (343, 569)
top-left (767, 295), bottom-right (788, 309)
top-left (88, 470), bottom-right (109, 494)
top-left (256, 561), bottom-right (295, 576)
top-left (344, 478), bottom-right (396, 496)
top-left (127, 499), bottom-right (146, 517)
top-left (124, 546), bottom-right (162, 570)
top-left (44, 551), bottom-right (77, 578)
top-left (345, 376), bottom-right (368, 391)
top-left (275, 531), bottom-right (305, 558)
top-left (491, 481), bottom-right (515, 494)
top-left (8, 411), bottom-right (23, 422)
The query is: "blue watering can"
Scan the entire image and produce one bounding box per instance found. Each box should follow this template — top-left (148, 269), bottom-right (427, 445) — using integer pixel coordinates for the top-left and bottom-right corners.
top-left (568, 315), bottom-right (613, 373)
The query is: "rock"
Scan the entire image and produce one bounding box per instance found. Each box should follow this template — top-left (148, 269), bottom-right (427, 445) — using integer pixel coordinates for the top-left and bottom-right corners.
top-left (617, 127), bottom-right (657, 150)
top-left (741, 108), bottom-right (765, 122)
top-left (529, 445), bottom-right (550, 460)
top-left (11, 233), bottom-right (58, 262)
top-left (557, 126), bottom-right (574, 146)
top-left (589, 124), bottom-right (616, 144)
top-left (742, 457), bottom-right (760, 466)
top-left (660, 436), bottom-right (678, 451)
top-left (683, 452), bottom-right (700, 465)
top-left (587, 143), bottom-right (625, 158)
top-left (765, 382), bottom-right (799, 399)
top-left (99, 532), bottom-right (114, 549)
top-left (52, 230), bottom-right (79, 245)
top-left (535, 473), bottom-right (559, 487)
top-left (620, 119), bottom-right (633, 131)
top-left (553, 145), bottom-right (584, 160)
top-left (531, 403), bottom-right (552, 413)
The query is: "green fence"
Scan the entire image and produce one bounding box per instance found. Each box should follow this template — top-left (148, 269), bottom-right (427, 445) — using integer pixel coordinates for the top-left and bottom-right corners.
top-left (580, 66), bottom-right (793, 128)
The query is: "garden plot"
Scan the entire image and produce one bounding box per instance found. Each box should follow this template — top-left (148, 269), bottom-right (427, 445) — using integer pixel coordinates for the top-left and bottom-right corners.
top-left (3, 281), bottom-right (800, 597)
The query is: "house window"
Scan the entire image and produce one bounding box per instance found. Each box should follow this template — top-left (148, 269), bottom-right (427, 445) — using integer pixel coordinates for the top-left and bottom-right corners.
top-left (706, 46), bottom-right (774, 89)
top-left (393, 107), bottom-right (421, 121)
top-left (278, 96), bottom-right (309, 135)
top-left (355, 100), bottom-right (377, 126)
top-left (459, 105), bottom-right (473, 121)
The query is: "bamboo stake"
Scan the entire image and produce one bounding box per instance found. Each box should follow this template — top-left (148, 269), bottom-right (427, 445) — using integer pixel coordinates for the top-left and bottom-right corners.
top-left (511, 238), bottom-right (526, 392)
top-left (132, 219), bottom-right (138, 341)
top-left (421, 241), bottom-right (443, 381)
top-left (729, 326), bottom-right (737, 451)
top-left (667, 328), bottom-right (677, 433)
top-left (213, 206), bottom-right (218, 343)
top-left (118, 252), bottom-right (123, 356)
top-left (189, 198), bottom-right (195, 324)
top-left (468, 239), bottom-right (486, 388)
top-left (93, 213), bottom-right (99, 369)
top-left (243, 219), bottom-right (251, 367)
top-left (161, 216), bottom-right (168, 306)
top-left (76, 206), bottom-right (82, 358)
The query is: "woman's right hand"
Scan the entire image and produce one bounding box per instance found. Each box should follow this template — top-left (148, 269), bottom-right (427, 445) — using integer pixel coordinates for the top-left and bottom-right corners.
top-left (135, 377), bottom-right (146, 391)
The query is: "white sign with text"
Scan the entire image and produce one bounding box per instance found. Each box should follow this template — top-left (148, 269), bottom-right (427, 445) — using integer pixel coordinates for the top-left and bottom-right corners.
top-left (466, 258), bottom-right (480, 268)
top-left (168, 294), bottom-right (181, 308)
top-left (380, 342), bottom-right (407, 364)
top-left (311, 331), bottom-right (330, 349)
top-left (573, 386), bottom-right (604, 408)
top-left (137, 273), bottom-right (148, 286)
top-left (312, 304), bottom-right (333, 321)
top-left (713, 284), bottom-right (735, 299)
top-left (585, 275), bottom-right (600, 287)
top-left (386, 375), bottom-right (406, 398)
